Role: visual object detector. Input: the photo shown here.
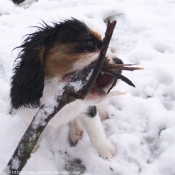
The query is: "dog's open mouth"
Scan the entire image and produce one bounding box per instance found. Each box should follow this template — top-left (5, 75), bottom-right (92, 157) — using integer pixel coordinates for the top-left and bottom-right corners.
top-left (96, 72), bottom-right (114, 89)
top-left (63, 70), bottom-right (120, 97)
top-left (90, 71), bottom-right (118, 96)
top-left (62, 60), bottom-right (142, 97)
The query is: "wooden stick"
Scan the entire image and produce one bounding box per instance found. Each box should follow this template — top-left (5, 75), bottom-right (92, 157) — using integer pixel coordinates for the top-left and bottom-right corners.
top-left (80, 21), bottom-right (116, 98)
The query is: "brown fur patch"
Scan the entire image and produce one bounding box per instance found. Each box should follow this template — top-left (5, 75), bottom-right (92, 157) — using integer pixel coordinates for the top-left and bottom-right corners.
top-left (38, 46), bottom-right (45, 64)
top-left (38, 30), bottom-right (102, 78)
top-left (40, 43), bottom-right (89, 78)
top-left (89, 30), bottom-right (102, 41)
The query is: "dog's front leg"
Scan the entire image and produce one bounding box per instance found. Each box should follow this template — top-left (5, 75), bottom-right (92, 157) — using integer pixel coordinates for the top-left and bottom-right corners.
top-left (68, 104), bottom-right (109, 145)
top-left (79, 106), bottom-right (115, 159)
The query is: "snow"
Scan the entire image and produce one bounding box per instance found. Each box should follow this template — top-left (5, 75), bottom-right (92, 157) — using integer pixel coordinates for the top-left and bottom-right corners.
top-left (32, 94), bottom-right (58, 129)
top-left (86, 70), bottom-right (93, 81)
top-left (0, 0), bottom-right (175, 175)
top-left (70, 81), bottom-right (83, 92)
top-left (11, 157), bottom-right (20, 170)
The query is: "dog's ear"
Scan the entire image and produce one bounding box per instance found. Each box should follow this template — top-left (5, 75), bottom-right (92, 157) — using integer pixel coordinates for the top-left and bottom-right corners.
top-left (10, 22), bottom-right (58, 109)
top-left (10, 50), bottom-right (44, 109)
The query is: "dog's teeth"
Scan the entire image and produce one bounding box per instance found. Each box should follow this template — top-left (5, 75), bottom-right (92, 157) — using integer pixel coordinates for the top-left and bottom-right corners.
top-left (101, 72), bottom-right (104, 75)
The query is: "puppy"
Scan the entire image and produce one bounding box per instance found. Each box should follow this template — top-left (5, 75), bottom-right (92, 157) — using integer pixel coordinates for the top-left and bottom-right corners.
top-left (10, 18), bottom-right (123, 159)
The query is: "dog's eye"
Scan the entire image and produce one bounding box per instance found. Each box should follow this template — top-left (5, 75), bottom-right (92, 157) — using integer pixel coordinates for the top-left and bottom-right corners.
top-left (84, 38), bottom-right (97, 52)
top-left (85, 38), bottom-right (95, 46)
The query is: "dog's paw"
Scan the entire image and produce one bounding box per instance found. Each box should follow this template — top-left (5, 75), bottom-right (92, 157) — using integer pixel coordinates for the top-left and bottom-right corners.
top-left (99, 110), bottom-right (109, 120)
top-left (69, 119), bottom-right (83, 145)
top-left (96, 139), bottom-right (115, 159)
top-left (70, 129), bottom-right (83, 144)
top-left (97, 104), bottom-right (109, 120)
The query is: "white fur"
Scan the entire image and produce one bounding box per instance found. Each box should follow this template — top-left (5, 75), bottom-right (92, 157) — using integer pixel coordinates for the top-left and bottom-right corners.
top-left (17, 27), bottom-right (119, 159)
top-left (79, 112), bottom-right (115, 159)
top-left (72, 52), bottom-right (99, 72)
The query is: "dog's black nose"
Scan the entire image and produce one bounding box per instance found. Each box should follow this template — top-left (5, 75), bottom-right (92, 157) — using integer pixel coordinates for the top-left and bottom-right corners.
top-left (113, 58), bottom-right (123, 64)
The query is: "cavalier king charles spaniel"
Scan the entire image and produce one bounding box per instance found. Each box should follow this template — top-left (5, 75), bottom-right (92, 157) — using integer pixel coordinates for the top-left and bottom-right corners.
top-left (10, 18), bottom-right (123, 159)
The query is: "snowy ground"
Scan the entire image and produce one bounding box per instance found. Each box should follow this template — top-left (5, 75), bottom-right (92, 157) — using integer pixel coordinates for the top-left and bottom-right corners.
top-left (0, 0), bottom-right (175, 174)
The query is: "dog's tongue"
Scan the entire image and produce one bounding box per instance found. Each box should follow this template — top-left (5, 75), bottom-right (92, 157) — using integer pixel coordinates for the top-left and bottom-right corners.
top-left (96, 73), bottom-right (113, 89)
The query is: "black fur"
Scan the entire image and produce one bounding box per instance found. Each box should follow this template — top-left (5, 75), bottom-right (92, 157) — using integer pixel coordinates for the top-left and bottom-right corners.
top-left (86, 106), bottom-right (97, 118)
top-left (10, 18), bottom-right (102, 109)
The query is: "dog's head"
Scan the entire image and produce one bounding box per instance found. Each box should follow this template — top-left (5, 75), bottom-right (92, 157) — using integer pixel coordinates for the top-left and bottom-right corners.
top-left (10, 18), bottom-right (123, 109)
